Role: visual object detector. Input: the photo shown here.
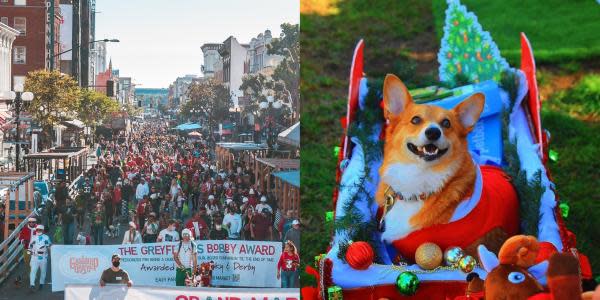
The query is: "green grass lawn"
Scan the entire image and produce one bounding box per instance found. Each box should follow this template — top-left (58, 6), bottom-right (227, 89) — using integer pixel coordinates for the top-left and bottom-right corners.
top-left (542, 107), bottom-right (600, 273)
top-left (432, 0), bottom-right (600, 65)
top-left (301, 0), bottom-right (600, 287)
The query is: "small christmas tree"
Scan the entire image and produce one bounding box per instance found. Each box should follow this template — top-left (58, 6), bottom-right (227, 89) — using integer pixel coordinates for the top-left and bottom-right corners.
top-left (438, 0), bottom-right (509, 87)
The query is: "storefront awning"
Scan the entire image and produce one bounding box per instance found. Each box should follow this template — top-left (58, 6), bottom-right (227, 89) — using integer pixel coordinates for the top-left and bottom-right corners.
top-left (62, 119), bottom-right (86, 129)
top-left (277, 122), bottom-right (299, 147)
top-left (175, 123), bottom-right (201, 131)
top-left (272, 170), bottom-right (299, 188)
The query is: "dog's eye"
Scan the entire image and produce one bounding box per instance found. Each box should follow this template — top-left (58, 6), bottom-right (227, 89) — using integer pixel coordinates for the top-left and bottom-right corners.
top-left (411, 116), bottom-right (422, 125)
top-left (441, 118), bottom-right (451, 128)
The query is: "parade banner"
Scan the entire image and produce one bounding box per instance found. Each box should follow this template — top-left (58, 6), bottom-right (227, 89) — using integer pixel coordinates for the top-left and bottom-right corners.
top-left (64, 284), bottom-right (299, 300)
top-left (51, 241), bottom-right (282, 291)
top-left (195, 240), bottom-right (281, 287)
top-left (51, 243), bottom-right (179, 292)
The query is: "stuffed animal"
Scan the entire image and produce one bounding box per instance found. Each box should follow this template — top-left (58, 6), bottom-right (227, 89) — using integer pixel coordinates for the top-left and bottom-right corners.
top-left (185, 262), bottom-right (214, 287)
top-left (198, 262), bottom-right (214, 287)
top-left (465, 235), bottom-right (596, 300)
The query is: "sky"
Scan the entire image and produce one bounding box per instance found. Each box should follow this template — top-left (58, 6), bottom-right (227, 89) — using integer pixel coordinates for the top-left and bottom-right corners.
top-left (95, 0), bottom-right (299, 88)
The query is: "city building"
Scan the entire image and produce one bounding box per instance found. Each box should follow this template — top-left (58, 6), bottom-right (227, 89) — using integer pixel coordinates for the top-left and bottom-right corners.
top-left (118, 77), bottom-right (134, 105)
top-left (58, 0), bottom-right (97, 87)
top-left (94, 40), bottom-right (107, 73)
top-left (0, 0), bottom-right (62, 87)
top-left (218, 36), bottom-right (249, 108)
top-left (247, 30), bottom-right (283, 76)
top-left (0, 22), bottom-right (18, 101)
top-left (200, 43), bottom-right (221, 78)
top-left (95, 58), bottom-right (116, 96)
top-left (172, 74), bottom-right (196, 106)
top-left (135, 88), bottom-right (168, 116)
top-left (0, 22), bottom-right (19, 168)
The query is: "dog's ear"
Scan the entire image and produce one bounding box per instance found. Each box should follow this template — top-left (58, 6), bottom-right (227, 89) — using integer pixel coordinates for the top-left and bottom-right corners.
top-left (383, 74), bottom-right (412, 118)
top-left (454, 92), bottom-right (485, 132)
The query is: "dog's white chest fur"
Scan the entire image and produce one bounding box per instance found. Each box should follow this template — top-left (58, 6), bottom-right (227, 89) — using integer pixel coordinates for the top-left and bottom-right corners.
top-left (380, 161), bottom-right (460, 241)
top-left (381, 199), bottom-right (423, 243)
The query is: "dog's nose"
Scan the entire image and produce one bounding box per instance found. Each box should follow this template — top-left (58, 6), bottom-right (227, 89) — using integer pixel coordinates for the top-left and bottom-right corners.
top-left (425, 127), bottom-right (441, 141)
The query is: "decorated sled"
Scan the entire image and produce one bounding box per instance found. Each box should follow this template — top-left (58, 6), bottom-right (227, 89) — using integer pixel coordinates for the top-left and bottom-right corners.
top-left (304, 1), bottom-right (593, 299)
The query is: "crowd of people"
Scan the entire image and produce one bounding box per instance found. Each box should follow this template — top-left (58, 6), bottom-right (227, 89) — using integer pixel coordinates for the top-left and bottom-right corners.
top-left (18, 120), bottom-right (300, 289)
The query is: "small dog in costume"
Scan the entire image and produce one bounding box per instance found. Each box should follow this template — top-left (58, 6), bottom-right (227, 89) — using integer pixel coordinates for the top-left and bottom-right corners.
top-left (376, 74), bottom-right (519, 260)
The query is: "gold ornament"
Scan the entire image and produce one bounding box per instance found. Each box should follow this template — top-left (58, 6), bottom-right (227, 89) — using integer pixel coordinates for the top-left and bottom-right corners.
top-left (458, 255), bottom-right (477, 273)
top-left (415, 243), bottom-right (443, 270)
top-left (444, 246), bottom-right (464, 266)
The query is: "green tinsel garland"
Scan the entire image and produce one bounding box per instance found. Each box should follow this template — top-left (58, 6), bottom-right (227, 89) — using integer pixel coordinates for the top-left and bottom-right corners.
top-left (499, 70), bottom-right (545, 236)
top-left (334, 78), bottom-right (384, 262)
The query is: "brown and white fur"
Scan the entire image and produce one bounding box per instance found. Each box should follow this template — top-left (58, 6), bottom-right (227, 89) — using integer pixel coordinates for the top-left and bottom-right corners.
top-left (376, 74), bottom-right (485, 243)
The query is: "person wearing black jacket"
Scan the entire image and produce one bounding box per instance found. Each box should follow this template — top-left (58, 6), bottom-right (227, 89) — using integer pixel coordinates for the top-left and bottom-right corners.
top-left (209, 214), bottom-right (228, 240)
top-left (121, 179), bottom-right (134, 207)
top-left (54, 181), bottom-right (70, 217)
top-left (61, 201), bottom-right (77, 244)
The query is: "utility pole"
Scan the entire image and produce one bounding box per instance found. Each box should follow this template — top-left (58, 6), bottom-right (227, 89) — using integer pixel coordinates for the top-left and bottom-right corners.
top-left (81, 0), bottom-right (90, 88)
top-left (72, 0), bottom-right (80, 83)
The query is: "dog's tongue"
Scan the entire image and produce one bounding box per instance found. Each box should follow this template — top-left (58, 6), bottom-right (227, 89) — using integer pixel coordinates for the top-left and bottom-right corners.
top-left (424, 144), bottom-right (437, 152)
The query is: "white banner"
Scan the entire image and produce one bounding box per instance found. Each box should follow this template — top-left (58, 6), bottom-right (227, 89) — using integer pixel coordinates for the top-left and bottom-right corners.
top-left (195, 240), bottom-right (281, 287)
top-left (64, 284), bottom-right (299, 300)
top-left (51, 241), bottom-right (283, 292)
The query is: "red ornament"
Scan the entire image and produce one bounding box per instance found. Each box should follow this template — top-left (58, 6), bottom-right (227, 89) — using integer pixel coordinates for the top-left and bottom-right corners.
top-left (346, 241), bottom-right (374, 270)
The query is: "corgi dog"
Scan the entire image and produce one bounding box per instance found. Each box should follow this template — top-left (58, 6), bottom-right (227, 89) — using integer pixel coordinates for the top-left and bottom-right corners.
top-left (376, 74), bottom-right (485, 243)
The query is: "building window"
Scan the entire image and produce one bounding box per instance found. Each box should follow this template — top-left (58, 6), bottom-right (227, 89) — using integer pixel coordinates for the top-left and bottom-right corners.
top-left (14, 17), bottom-right (26, 35)
top-left (13, 46), bottom-right (26, 64)
top-left (0, 17), bottom-right (7, 25)
top-left (0, 0), bottom-right (8, 3)
top-left (14, 0), bottom-right (26, 5)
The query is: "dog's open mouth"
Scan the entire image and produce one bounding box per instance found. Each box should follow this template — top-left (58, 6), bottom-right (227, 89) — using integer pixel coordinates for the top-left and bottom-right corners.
top-left (407, 143), bottom-right (448, 161)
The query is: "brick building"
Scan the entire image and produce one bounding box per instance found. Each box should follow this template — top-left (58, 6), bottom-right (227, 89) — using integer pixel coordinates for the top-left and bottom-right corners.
top-left (0, 0), bottom-right (61, 87)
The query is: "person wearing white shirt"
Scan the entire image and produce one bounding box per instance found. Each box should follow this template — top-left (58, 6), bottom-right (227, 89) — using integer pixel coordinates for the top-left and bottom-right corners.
top-left (173, 229), bottom-right (197, 286)
top-left (135, 178), bottom-right (150, 203)
top-left (157, 220), bottom-right (180, 243)
top-left (205, 195), bottom-right (219, 217)
top-left (169, 179), bottom-right (181, 200)
top-left (29, 225), bottom-right (51, 291)
top-left (122, 222), bottom-right (142, 244)
top-left (255, 196), bottom-right (273, 214)
top-left (223, 208), bottom-right (242, 240)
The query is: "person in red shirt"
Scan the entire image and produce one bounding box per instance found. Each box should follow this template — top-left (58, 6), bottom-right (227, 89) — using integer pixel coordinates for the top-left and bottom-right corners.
top-left (247, 188), bottom-right (258, 208)
top-left (251, 208), bottom-right (272, 241)
top-left (277, 241), bottom-right (299, 288)
top-left (19, 217), bottom-right (38, 268)
top-left (136, 196), bottom-right (152, 229)
top-left (184, 212), bottom-right (209, 240)
top-left (113, 182), bottom-right (122, 218)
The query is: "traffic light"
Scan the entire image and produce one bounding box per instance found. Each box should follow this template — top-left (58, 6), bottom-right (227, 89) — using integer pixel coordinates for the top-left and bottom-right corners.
top-left (138, 100), bottom-right (142, 107)
top-left (106, 80), bottom-right (115, 97)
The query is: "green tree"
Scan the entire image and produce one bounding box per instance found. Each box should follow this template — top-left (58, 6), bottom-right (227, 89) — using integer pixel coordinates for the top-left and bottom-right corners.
top-left (122, 103), bottom-right (142, 117)
top-left (240, 73), bottom-right (271, 116)
top-left (156, 103), bottom-right (168, 116)
top-left (183, 79), bottom-right (232, 144)
top-left (24, 70), bottom-right (81, 148)
top-left (268, 23), bottom-right (299, 119)
top-left (77, 89), bottom-right (119, 128)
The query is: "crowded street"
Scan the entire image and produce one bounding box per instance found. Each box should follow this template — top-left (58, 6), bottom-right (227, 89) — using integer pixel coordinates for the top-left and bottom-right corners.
top-left (0, 119), bottom-right (300, 299)
top-left (0, 1), bottom-right (299, 298)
